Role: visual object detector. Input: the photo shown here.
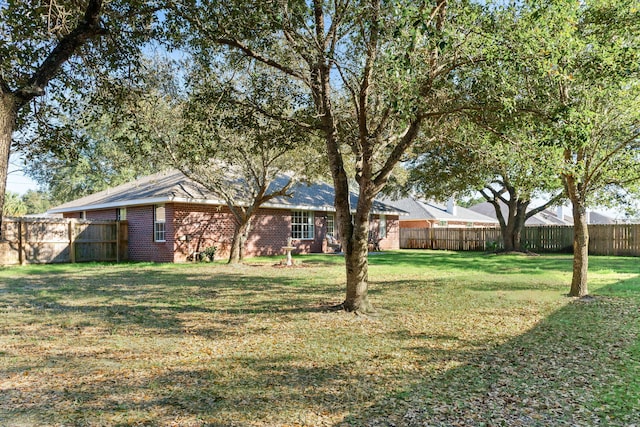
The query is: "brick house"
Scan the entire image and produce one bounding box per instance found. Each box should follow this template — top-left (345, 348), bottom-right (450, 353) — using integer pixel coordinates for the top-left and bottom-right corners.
top-left (385, 196), bottom-right (499, 229)
top-left (48, 170), bottom-right (404, 262)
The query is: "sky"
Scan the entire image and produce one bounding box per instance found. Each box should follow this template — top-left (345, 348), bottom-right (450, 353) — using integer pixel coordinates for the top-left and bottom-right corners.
top-left (6, 155), bottom-right (39, 195)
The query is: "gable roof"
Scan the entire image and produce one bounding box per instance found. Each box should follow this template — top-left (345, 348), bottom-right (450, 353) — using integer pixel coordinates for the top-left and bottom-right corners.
top-left (385, 197), bottom-right (499, 224)
top-left (48, 170), bottom-right (405, 216)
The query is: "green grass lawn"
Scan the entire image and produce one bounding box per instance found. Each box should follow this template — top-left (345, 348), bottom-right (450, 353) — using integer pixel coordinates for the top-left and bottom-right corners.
top-left (1, 250), bottom-right (638, 426)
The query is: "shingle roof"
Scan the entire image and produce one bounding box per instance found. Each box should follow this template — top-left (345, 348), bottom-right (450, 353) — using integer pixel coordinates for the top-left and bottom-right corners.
top-left (468, 201), bottom-right (570, 225)
top-left (384, 197), bottom-right (499, 224)
top-left (48, 170), bottom-right (406, 216)
top-left (468, 201), bottom-right (615, 225)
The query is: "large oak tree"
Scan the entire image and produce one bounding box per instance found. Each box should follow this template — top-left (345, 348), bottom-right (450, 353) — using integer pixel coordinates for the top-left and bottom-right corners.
top-left (491, 0), bottom-right (640, 296)
top-left (167, 0), bottom-right (490, 312)
top-left (404, 116), bottom-right (565, 252)
top-left (531, 1), bottom-right (639, 297)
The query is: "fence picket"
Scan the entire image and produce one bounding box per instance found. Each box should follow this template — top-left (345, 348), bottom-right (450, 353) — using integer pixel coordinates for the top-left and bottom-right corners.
top-left (400, 224), bottom-right (640, 256)
top-left (1, 218), bottom-right (128, 265)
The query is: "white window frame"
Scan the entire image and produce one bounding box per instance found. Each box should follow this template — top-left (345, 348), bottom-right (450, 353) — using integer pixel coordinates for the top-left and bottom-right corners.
top-left (327, 214), bottom-right (335, 236)
top-left (379, 214), bottom-right (387, 239)
top-left (117, 207), bottom-right (127, 221)
top-left (292, 211), bottom-right (314, 240)
top-left (154, 205), bottom-right (166, 242)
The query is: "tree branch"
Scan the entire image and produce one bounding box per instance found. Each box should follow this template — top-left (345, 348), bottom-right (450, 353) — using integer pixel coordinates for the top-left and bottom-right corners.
top-left (585, 132), bottom-right (640, 188)
top-left (525, 191), bottom-right (564, 219)
top-left (215, 38), bottom-right (306, 81)
top-left (0, 78), bottom-right (11, 95)
top-left (14, 0), bottom-right (107, 105)
top-left (482, 188), bottom-right (507, 229)
top-left (230, 96), bottom-right (322, 132)
top-left (372, 115), bottom-right (423, 191)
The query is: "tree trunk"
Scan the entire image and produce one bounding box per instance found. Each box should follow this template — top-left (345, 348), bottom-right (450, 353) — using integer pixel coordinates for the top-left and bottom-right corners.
top-left (228, 218), bottom-right (251, 264)
top-left (342, 192), bottom-right (374, 313)
top-left (563, 167), bottom-right (589, 297)
top-left (495, 198), bottom-right (529, 252)
top-left (511, 202), bottom-right (529, 252)
top-left (570, 200), bottom-right (589, 297)
top-left (502, 220), bottom-right (516, 252)
top-left (0, 94), bottom-right (18, 229)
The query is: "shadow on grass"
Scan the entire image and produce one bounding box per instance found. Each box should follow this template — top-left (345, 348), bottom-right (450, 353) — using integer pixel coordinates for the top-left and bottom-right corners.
top-left (0, 355), bottom-right (371, 426)
top-left (337, 275), bottom-right (640, 426)
top-left (1, 254), bottom-right (638, 426)
top-left (0, 265), bottom-right (340, 339)
top-left (371, 250), bottom-right (640, 276)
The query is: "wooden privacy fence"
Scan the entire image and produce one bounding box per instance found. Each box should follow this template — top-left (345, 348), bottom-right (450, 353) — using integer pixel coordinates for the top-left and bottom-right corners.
top-left (401, 227), bottom-right (503, 251)
top-left (400, 224), bottom-right (640, 256)
top-left (0, 217), bottom-right (128, 265)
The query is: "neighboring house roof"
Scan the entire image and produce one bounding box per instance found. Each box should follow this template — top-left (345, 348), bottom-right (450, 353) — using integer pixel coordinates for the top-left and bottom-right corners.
top-left (385, 197), bottom-right (499, 224)
top-left (468, 201), bottom-right (615, 225)
top-left (48, 170), bottom-right (406, 216)
top-left (587, 211), bottom-right (618, 225)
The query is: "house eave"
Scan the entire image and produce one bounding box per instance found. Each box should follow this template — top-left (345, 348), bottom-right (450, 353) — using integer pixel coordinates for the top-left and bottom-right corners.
top-left (48, 196), bottom-right (407, 216)
top-left (47, 197), bottom-right (178, 214)
top-left (400, 216), bottom-right (499, 224)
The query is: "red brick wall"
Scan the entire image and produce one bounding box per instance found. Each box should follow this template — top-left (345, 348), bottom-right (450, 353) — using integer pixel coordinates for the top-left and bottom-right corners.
top-left (381, 216), bottom-right (400, 250)
top-left (63, 209), bottom-right (117, 221)
top-left (246, 208), bottom-right (291, 257)
top-left (369, 215), bottom-right (400, 250)
top-left (172, 204), bottom-right (237, 261)
top-left (64, 203), bottom-right (402, 262)
top-left (171, 205), bottom-right (330, 261)
top-left (124, 205), bottom-right (175, 262)
top-left (400, 219), bottom-right (433, 229)
top-left (64, 205), bottom-right (174, 262)
top-left (86, 209), bottom-right (117, 220)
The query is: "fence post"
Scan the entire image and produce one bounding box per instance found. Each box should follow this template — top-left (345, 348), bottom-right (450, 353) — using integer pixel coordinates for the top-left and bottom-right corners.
top-left (116, 221), bottom-right (121, 263)
top-left (18, 218), bottom-right (24, 265)
top-left (69, 219), bottom-right (76, 263)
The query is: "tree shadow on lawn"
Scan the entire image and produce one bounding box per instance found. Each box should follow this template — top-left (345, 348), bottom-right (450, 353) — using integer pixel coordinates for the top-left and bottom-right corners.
top-left (370, 250), bottom-right (573, 275)
top-left (2, 259), bottom-right (638, 426)
top-left (0, 353), bottom-right (381, 426)
top-left (370, 277), bottom-right (566, 294)
top-left (337, 275), bottom-right (640, 427)
top-left (372, 250), bottom-right (640, 276)
top-left (0, 266), bottom-right (340, 339)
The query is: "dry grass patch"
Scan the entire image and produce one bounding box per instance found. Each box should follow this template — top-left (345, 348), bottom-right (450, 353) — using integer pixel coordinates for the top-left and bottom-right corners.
top-left (1, 252), bottom-right (638, 426)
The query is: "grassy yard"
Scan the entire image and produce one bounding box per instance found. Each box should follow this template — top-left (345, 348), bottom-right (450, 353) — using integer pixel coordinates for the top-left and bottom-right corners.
top-left (1, 250), bottom-right (639, 426)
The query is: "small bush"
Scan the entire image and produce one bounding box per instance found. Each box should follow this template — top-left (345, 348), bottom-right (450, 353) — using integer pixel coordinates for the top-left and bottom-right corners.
top-left (201, 246), bottom-right (217, 261)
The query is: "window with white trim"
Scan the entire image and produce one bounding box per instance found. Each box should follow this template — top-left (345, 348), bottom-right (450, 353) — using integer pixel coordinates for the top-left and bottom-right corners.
top-left (379, 214), bottom-right (387, 239)
top-left (154, 205), bottom-right (166, 242)
top-left (292, 211), bottom-right (314, 240)
top-left (327, 214), bottom-right (335, 236)
top-left (117, 208), bottom-right (127, 221)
